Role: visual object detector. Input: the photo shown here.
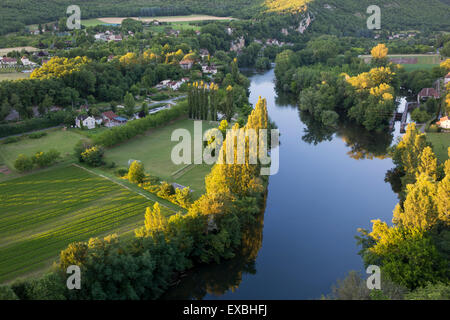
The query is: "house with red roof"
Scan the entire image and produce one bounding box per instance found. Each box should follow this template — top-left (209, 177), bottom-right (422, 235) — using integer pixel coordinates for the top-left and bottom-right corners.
top-left (102, 111), bottom-right (127, 127)
top-left (417, 88), bottom-right (440, 104)
top-left (179, 59), bottom-right (194, 70)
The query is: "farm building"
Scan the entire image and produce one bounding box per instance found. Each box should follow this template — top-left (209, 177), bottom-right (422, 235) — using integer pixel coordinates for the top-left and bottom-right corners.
top-left (417, 88), bottom-right (440, 104)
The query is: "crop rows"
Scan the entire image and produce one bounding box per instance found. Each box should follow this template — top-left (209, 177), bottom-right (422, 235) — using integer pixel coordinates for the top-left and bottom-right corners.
top-left (0, 165), bottom-right (168, 283)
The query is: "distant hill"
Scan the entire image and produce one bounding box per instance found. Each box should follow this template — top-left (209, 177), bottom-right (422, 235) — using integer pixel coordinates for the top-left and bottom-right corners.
top-left (0, 0), bottom-right (449, 36)
top-left (307, 0), bottom-right (450, 35)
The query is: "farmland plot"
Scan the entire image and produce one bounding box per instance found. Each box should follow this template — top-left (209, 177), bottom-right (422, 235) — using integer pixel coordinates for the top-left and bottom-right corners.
top-left (0, 165), bottom-right (168, 283)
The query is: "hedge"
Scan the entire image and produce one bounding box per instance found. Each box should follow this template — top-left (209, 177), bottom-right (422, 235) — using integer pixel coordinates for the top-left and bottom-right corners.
top-left (0, 111), bottom-right (67, 138)
top-left (94, 101), bottom-right (188, 147)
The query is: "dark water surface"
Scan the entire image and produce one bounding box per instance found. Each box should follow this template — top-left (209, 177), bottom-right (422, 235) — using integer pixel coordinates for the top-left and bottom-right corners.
top-left (164, 69), bottom-right (399, 300)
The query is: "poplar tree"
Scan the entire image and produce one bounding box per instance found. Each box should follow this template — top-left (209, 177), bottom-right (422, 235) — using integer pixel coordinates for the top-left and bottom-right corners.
top-left (418, 146), bottom-right (438, 181)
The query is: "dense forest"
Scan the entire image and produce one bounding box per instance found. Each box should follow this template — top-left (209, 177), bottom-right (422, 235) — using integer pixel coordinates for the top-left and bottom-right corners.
top-left (0, 0), bottom-right (449, 36)
top-left (308, 0), bottom-right (450, 36)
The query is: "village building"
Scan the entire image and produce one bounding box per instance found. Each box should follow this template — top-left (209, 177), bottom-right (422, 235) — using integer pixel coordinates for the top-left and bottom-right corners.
top-left (75, 115), bottom-right (96, 130)
top-left (0, 57), bottom-right (18, 68)
top-left (436, 116), bottom-right (450, 129)
top-left (445, 72), bottom-right (450, 85)
top-left (417, 88), bottom-right (440, 104)
top-left (230, 37), bottom-right (245, 52)
top-left (201, 64), bottom-right (218, 75)
top-left (102, 111), bottom-right (127, 127)
top-left (179, 59), bottom-right (194, 70)
top-left (21, 57), bottom-right (37, 67)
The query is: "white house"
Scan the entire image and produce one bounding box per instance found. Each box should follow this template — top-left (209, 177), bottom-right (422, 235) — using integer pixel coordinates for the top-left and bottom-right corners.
top-left (75, 115), bottom-right (96, 129)
top-left (21, 57), bottom-right (36, 67)
top-left (437, 116), bottom-right (450, 129)
top-left (445, 72), bottom-right (450, 86)
top-left (202, 64), bottom-right (218, 75)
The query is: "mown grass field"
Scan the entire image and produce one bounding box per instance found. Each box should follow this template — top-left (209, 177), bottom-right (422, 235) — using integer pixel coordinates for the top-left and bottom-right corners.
top-left (0, 129), bottom-right (84, 175)
top-left (426, 132), bottom-right (450, 163)
top-left (0, 165), bottom-right (169, 283)
top-left (360, 54), bottom-right (442, 72)
top-left (0, 72), bottom-right (30, 82)
top-left (104, 118), bottom-right (218, 197)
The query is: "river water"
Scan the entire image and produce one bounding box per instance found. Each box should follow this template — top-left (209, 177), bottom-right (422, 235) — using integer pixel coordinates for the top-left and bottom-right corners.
top-left (164, 69), bottom-right (400, 300)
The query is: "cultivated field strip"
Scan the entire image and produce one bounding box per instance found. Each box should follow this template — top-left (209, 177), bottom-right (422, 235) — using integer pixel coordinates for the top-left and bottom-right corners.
top-left (0, 165), bottom-right (169, 283)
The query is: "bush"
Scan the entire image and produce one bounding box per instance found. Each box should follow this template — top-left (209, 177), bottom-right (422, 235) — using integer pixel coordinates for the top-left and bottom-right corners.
top-left (106, 161), bottom-right (116, 169)
top-left (0, 286), bottom-right (19, 300)
top-left (115, 168), bottom-right (128, 177)
top-left (81, 146), bottom-right (104, 167)
top-left (2, 136), bottom-right (21, 144)
top-left (157, 181), bottom-right (175, 198)
top-left (33, 149), bottom-right (60, 168)
top-left (74, 140), bottom-right (93, 162)
top-left (128, 161), bottom-right (145, 184)
top-left (28, 132), bottom-right (47, 139)
top-left (411, 108), bottom-right (431, 123)
top-left (14, 154), bottom-right (33, 172)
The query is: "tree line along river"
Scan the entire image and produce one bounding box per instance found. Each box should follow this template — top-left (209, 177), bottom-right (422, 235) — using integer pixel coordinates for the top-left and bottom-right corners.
top-left (162, 69), bottom-right (400, 300)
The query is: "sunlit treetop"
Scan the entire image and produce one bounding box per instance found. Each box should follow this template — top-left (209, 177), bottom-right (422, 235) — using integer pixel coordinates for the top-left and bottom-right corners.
top-left (265, 0), bottom-right (312, 13)
top-left (371, 43), bottom-right (388, 60)
top-left (30, 56), bottom-right (90, 79)
top-left (440, 58), bottom-right (450, 71)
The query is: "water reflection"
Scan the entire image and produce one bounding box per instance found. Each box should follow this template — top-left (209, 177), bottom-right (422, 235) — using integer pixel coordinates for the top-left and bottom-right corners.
top-left (299, 110), bottom-right (394, 160)
top-left (161, 202), bottom-right (265, 300)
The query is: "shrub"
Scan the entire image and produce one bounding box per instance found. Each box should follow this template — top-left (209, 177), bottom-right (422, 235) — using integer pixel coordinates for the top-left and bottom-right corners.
top-left (33, 149), bottom-right (60, 168)
top-left (74, 140), bottom-right (93, 162)
top-left (157, 181), bottom-right (175, 198)
top-left (2, 136), bottom-right (21, 144)
top-left (28, 132), bottom-right (47, 139)
top-left (0, 286), bottom-right (19, 300)
top-left (128, 161), bottom-right (145, 184)
top-left (411, 108), bottom-right (431, 123)
top-left (81, 146), bottom-right (104, 167)
top-left (115, 168), bottom-right (128, 177)
top-left (174, 187), bottom-right (192, 209)
top-left (14, 154), bottom-right (33, 172)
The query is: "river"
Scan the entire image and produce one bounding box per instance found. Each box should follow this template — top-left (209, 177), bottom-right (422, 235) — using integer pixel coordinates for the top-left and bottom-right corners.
top-left (163, 69), bottom-right (400, 300)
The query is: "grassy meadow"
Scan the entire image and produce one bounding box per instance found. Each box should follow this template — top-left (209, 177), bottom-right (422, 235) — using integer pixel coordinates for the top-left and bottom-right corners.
top-left (104, 118), bottom-right (218, 197)
top-left (426, 132), bottom-right (450, 163)
top-left (0, 129), bottom-right (84, 175)
top-left (0, 165), bottom-right (172, 283)
top-left (0, 72), bottom-right (30, 82)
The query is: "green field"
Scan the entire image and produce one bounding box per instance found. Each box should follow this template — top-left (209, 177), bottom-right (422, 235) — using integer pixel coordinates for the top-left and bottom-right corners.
top-left (360, 54), bottom-right (442, 72)
top-left (145, 21), bottom-right (201, 33)
top-left (426, 132), bottom-right (450, 163)
top-left (0, 72), bottom-right (30, 82)
top-left (0, 165), bottom-right (172, 283)
top-left (104, 118), bottom-right (218, 197)
top-left (0, 129), bottom-right (84, 176)
top-left (81, 19), bottom-right (105, 27)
